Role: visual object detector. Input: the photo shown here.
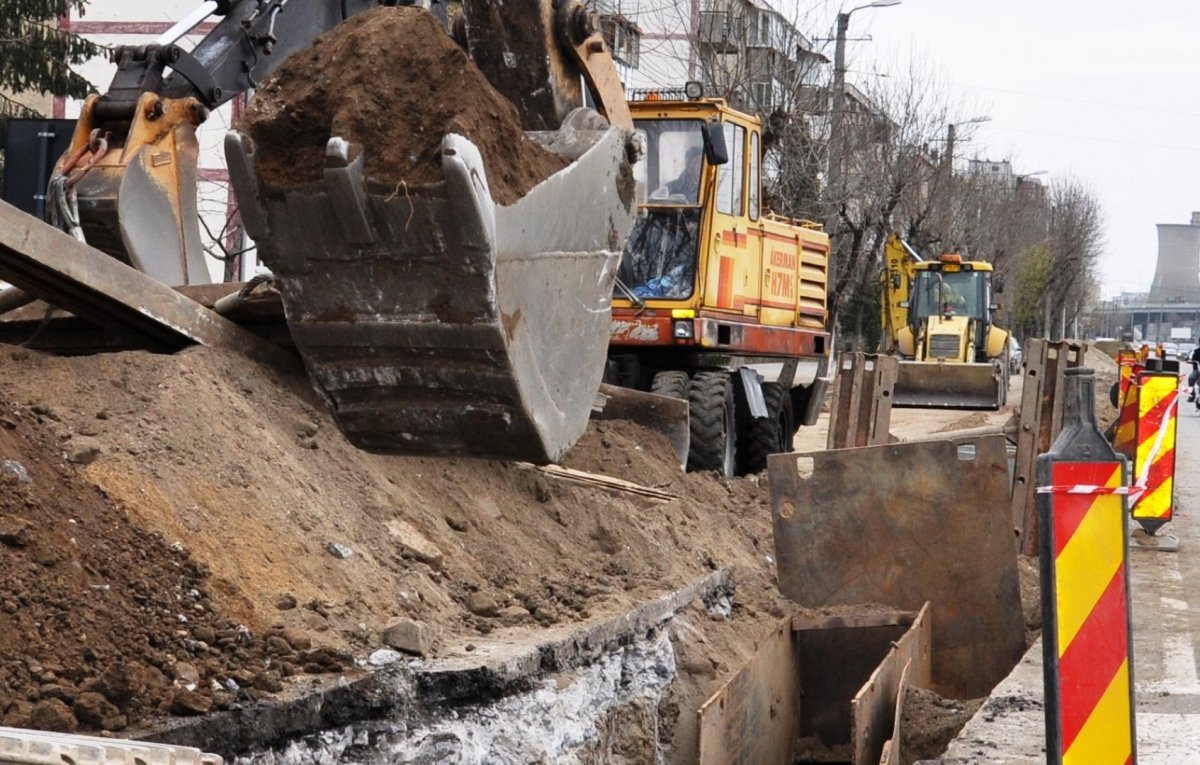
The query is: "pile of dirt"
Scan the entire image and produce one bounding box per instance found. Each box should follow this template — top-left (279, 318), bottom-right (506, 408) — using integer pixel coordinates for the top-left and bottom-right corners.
top-left (0, 381), bottom-right (348, 734)
top-left (238, 7), bottom-right (566, 204)
top-left (0, 342), bottom-right (793, 751)
top-left (899, 686), bottom-right (983, 765)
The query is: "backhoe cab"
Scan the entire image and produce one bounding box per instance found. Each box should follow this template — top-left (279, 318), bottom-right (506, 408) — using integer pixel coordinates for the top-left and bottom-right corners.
top-left (881, 236), bottom-right (1010, 409)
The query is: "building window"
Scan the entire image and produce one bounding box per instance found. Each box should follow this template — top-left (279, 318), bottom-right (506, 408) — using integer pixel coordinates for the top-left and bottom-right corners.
top-left (747, 8), bottom-right (773, 47)
top-left (600, 16), bottom-right (641, 68)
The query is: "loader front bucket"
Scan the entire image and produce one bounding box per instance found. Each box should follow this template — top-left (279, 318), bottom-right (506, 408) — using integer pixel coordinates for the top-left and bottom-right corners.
top-left (892, 359), bottom-right (1005, 409)
top-left (226, 110), bottom-right (634, 463)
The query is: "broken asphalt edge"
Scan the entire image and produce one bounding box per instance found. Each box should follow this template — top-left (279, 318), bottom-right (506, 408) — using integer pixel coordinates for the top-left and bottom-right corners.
top-left (134, 568), bottom-right (734, 757)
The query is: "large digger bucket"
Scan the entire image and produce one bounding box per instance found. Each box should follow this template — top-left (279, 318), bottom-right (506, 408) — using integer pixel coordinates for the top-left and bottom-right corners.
top-left (893, 359), bottom-right (1005, 410)
top-left (226, 110), bottom-right (634, 463)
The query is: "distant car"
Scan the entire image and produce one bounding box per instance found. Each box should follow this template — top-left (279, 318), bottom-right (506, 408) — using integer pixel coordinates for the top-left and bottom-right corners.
top-left (1008, 336), bottom-right (1022, 376)
top-left (1161, 342), bottom-right (1181, 360)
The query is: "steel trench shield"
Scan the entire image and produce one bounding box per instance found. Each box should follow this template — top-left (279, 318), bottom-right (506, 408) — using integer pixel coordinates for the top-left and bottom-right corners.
top-left (767, 436), bottom-right (1025, 698)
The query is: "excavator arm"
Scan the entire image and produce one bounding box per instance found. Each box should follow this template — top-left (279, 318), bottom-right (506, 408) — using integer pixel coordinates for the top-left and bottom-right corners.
top-left (52, 0), bottom-right (631, 286)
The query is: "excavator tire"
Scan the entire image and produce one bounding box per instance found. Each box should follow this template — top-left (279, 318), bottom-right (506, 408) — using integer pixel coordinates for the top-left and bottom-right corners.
top-left (650, 370), bottom-right (689, 400)
top-left (743, 382), bottom-right (793, 474)
top-left (687, 370), bottom-right (736, 477)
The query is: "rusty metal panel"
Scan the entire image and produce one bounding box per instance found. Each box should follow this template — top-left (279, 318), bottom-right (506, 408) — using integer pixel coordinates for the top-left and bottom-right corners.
top-left (791, 610), bottom-right (913, 749)
top-left (1011, 338), bottom-right (1047, 554)
top-left (850, 604), bottom-right (931, 765)
top-left (768, 436), bottom-right (1025, 698)
top-left (878, 660), bottom-right (912, 765)
top-left (0, 201), bottom-right (295, 369)
top-left (828, 352), bottom-right (898, 450)
top-left (1014, 339), bottom-right (1087, 556)
top-left (698, 616), bottom-right (800, 765)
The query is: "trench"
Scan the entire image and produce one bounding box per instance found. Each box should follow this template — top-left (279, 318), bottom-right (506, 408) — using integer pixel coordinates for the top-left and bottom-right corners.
top-left (134, 562), bottom-right (1027, 765)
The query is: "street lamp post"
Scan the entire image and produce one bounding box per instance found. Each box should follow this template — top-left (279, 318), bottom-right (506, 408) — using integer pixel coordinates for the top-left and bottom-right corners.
top-left (824, 0), bottom-right (901, 230)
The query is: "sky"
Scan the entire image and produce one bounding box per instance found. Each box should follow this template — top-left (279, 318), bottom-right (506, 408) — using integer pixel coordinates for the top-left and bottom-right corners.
top-left (816, 0), bottom-right (1200, 298)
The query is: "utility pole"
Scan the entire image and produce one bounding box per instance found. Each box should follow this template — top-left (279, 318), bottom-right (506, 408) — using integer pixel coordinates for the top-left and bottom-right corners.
top-left (822, 1), bottom-right (901, 234)
top-left (820, 0), bottom-right (897, 321)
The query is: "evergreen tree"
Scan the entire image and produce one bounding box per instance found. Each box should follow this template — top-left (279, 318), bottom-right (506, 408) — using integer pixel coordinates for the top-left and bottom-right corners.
top-left (1, 0), bottom-right (100, 116)
top-left (0, 1), bottom-right (101, 192)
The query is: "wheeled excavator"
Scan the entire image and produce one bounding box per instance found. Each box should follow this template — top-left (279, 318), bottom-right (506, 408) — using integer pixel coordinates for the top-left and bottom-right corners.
top-left (39, 0), bottom-right (640, 463)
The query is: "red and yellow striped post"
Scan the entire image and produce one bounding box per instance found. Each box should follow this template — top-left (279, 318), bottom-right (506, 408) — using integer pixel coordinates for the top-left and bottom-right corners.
top-left (1130, 371), bottom-right (1178, 534)
top-left (1038, 368), bottom-right (1136, 765)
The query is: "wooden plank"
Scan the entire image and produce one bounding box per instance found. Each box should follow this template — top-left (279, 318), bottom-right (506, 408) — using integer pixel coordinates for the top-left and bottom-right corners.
top-left (523, 464), bottom-right (676, 501)
top-left (850, 603), bottom-right (932, 765)
top-left (698, 616), bottom-right (800, 765)
top-left (0, 201), bottom-right (295, 368)
top-left (768, 436), bottom-right (1025, 699)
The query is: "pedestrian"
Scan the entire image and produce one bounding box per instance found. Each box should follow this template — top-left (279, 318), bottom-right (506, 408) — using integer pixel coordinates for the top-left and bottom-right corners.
top-left (1188, 345), bottom-right (1200, 402)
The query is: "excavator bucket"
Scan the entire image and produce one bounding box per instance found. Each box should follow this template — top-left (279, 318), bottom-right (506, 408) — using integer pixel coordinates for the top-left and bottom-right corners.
top-left (892, 360), bottom-right (1005, 410)
top-left (226, 110), bottom-right (634, 463)
top-left (61, 94), bottom-right (212, 287)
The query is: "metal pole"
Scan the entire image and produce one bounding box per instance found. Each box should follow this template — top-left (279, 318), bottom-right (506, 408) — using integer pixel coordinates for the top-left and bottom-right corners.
top-left (824, 11), bottom-right (850, 231)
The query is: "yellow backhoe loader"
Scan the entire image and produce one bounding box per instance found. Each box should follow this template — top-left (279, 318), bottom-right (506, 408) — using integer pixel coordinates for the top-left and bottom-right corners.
top-left (880, 234), bottom-right (1010, 409)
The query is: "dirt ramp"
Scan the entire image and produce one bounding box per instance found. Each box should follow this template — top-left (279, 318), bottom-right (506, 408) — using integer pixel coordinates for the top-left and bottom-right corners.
top-left (238, 6), bottom-right (565, 203)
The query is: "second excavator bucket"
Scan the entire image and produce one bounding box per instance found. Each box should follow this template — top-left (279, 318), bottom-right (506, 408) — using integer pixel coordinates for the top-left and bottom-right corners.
top-left (227, 110), bottom-right (634, 463)
top-left (893, 359), bottom-right (1006, 409)
top-left (60, 94), bottom-right (212, 287)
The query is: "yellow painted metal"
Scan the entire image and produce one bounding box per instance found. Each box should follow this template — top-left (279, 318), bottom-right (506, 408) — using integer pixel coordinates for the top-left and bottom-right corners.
top-left (617, 99), bottom-right (829, 328)
top-left (56, 93), bottom-right (210, 285)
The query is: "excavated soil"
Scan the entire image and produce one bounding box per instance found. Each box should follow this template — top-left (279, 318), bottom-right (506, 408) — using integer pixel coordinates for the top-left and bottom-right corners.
top-left (0, 375), bottom-right (348, 734)
top-left (238, 7), bottom-right (566, 204)
top-left (0, 342), bottom-right (795, 752)
top-left (899, 686), bottom-right (984, 765)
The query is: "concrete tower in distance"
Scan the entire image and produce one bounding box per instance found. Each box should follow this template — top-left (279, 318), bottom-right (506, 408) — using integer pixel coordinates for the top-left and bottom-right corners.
top-left (1150, 213), bottom-right (1200, 303)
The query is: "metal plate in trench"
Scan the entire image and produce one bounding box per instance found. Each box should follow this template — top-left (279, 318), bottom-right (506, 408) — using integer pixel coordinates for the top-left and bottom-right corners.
top-left (697, 616), bottom-right (800, 765)
top-left (768, 436), bottom-right (1025, 699)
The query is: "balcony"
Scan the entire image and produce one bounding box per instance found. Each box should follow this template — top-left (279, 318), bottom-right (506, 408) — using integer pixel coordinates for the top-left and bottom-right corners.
top-left (699, 11), bottom-right (740, 53)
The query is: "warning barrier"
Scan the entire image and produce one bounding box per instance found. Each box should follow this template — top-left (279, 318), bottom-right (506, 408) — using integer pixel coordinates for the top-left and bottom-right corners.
top-left (1037, 368), bottom-right (1136, 765)
top-left (1111, 360), bottom-right (1140, 461)
top-left (1130, 371), bottom-right (1178, 534)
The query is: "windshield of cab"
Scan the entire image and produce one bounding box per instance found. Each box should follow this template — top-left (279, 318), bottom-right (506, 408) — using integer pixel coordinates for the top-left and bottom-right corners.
top-left (635, 119), bottom-right (706, 205)
top-left (910, 269), bottom-right (986, 321)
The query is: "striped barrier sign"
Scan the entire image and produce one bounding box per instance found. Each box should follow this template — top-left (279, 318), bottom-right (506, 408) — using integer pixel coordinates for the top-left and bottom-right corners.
top-left (1130, 371), bottom-right (1177, 534)
top-left (1038, 368), bottom-right (1136, 765)
top-left (1110, 353), bottom-right (1141, 460)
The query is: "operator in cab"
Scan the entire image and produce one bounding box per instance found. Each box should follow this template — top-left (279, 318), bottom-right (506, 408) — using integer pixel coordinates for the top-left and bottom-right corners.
top-left (650, 146), bottom-right (703, 204)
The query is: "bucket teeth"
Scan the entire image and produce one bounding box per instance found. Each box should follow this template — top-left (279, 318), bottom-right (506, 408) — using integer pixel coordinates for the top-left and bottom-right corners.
top-left (323, 137), bottom-right (376, 246)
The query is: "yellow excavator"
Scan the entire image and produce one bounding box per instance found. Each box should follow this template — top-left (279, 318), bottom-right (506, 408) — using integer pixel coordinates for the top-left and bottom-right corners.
top-left (880, 234), bottom-right (1011, 409)
top-left (38, 0), bottom-right (639, 463)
